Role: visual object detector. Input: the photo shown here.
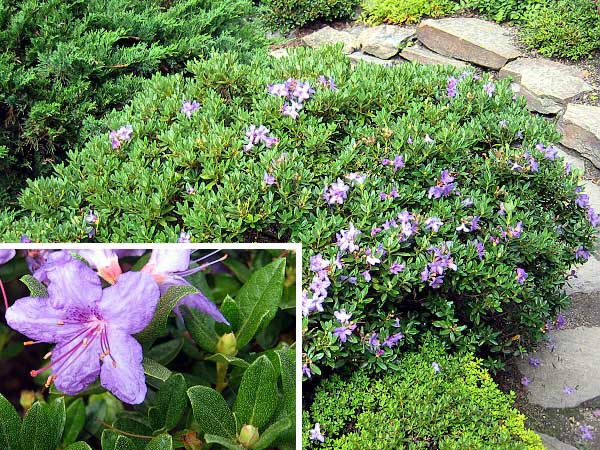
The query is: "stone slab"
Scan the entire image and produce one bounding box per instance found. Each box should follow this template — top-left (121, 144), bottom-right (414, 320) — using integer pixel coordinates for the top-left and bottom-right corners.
top-left (400, 44), bottom-right (469, 69)
top-left (558, 103), bottom-right (600, 169)
top-left (348, 51), bottom-right (395, 66)
top-left (499, 59), bottom-right (593, 114)
top-left (566, 255), bottom-right (600, 295)
top-left (302, 26), bottom-right (357, 54)
top-left (416, 18), bottom-right (520, 69)
top-left (537, 433), bottom-right (578, 450)
top-left (358, 25), bottom-right (415, 59)
top-left (516, 327), bottom-right (600, 408)
top-left (556, 145), bottom-right (585, 173)
top-left (269, 48), bottom-right (289, 59)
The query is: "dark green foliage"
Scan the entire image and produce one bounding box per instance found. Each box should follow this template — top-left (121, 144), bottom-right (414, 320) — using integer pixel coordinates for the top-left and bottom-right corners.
top-left (521, 0), bottom-right (600, 60)
top-left (459, 0), bottom-right (543, 22)
top-left (260, 0), bottom-right (359, 32)
top-left (362, 0), bottom-right (459, 25)
top-left (303, 340), bottom-right (544, 449)
top-left (0, 0), bottom-right (266, 203)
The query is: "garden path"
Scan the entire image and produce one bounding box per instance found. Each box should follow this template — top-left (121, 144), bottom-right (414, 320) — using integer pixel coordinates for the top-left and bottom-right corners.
top-left (276, 15), bottom-right (600, 450)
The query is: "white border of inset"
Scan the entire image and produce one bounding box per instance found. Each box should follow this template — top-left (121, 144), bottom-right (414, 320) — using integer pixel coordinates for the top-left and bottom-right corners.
top-left (0, 242), bottom-right (303, 449)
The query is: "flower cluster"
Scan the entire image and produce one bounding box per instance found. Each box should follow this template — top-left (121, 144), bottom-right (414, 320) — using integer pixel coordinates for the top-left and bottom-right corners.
top-left (421, 246), bottom-right (458, 289)
top-left (109, 125), bottom-right (133, 149)
top-left (181, 100), bottom-right (200, 118)
top-left (303, 254), bottom-right (331, 316)
top-left (244, 124), bottom-right (279, 151)
top-left (428, 170), bottom-right (456, 199)
top-left (268, 77), bottom-right (315, 120)
top-left (323, 179), bottom-right (350, 205)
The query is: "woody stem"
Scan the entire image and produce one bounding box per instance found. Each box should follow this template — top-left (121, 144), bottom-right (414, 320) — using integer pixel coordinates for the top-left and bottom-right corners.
top-left (215, 362), bottom-right (229, 393)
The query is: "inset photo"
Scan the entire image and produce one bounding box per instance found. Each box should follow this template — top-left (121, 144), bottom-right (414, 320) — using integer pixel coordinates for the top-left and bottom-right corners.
top-left (0, 246), bottom-right (299, 450)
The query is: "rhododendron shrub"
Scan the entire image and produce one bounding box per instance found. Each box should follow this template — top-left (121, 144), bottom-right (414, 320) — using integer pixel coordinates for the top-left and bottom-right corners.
top-left (1, 46), bottom-right (597, 370)
top-left (0, 248), bottom-right (296, 450)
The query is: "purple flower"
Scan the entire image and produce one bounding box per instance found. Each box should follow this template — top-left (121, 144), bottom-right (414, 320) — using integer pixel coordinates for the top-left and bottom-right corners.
top-left (592, 409), bottom-right (600, 418)
top-left (85, 209), bottom-right (99, 225)
top-left (588, 207), bottom-right (600, 228)
top-left (576, 194), bottom-right (590, 208)
top-left (447, 76), bottom-right (459, 98)
top-left (428, 170), bottom-right (455, 199)
top-left (499, 119), bottom-right (508, 128)
top-left (244, 125), bottom-right (278, 151)
top-left (181, 100), bottom-right (200, 118)
top-left (345, 172), bottom-right (366, 185)
top-left (361, 270), bottom-right (371, 282)
top-left (141, 250), bottom-right (228, 324)
top-left (381, 158), bottom-right (391, 166)
top-left (556, 314), bottom-right (566, 330)
top-left (543, 145), bottom-right (558, 160)
top-left (379, 192), bottom-right (388, 201)
top-left (565, 162), bottom-right (573, 174)
top-left (390, 261), bottom-right (405, 274)
top-left (0, 250), bottom-right (15, 265)
top-left (302, 364), bottom-right (312, 379)
top-left (407, 136), bottom-right (414, 145)
top-left (425, 217), bottom-right (443, 232)
top-left (282, 101), bottom-right (303, 119)
top-left (185, 186), bottom-right (196, 195)
top-left (323, 179), bottom-right (350, 205)
top-left (365, 251), bottom-right (381, 266)
top-left (267, 82), bottom-right (288, 97)
top-left (383, 332), bottom-right (404, 348)
top-left (333, 324), bottom-right (356, 343)
top-left (424, 134), bottom-right (435, 145)
top-left (462, 198), bottom-right (474, 207)
top-left (432, 362), bottom-right (441, 373)
top-left (579, 425), bottom-right (594, 441)
top-left (177, 231), bottom-right (191, 243)
top-left (516, 268), bottom-right (528, 284)
top-left (498, 202), bottom-right (506, 216)
top-left (388, 156), bottom-right (403, 173)
top-left (521, 376), bottom-right (531, 387)
top-left (317, 75), bottom-right (337, 91)
top-left (483, 82), bottom-right (495, 97)
top-left (292, 81), bottom-right (315, 103)
top-left (309, 423), bottom-right (325, 442)
top-left (109, 125), bottom-right (133, 149)
top-left (263, 172), bottom-right (276, 185)
top-left (528, 357), bottom-right (541, 368)
top-left (310, 254), bottom-right (330, 272)
top-left (263, 136), bottom-right (279, 148)
top-left (334, 309), bottom-right (352, 324)
top-left (563, 385), bottom-right (576, 395)
top-left (336, 224), bottom-right (361, 254)
top-left (575, 246), bottom-right (590, 261)
top-left (6, 257), bottom-right (160, 404)
top-left (368, 333), bottom-right (380, 350)
top-left (473, 241), bottom-right (485, 260)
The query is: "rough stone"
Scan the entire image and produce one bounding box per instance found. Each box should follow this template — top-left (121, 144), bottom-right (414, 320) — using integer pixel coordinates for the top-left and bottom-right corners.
top-left (358, 25), bottom-right (415, 59)
top-left (301, 26), bottom-right (357, 54)
top-left (516, 327), bottom-right (600, 408)
top-left (348, 51), bottom-right (395, 66)
top-left (566, 255), bottom-right (600, 295)
top-left (269, 48), bottom-right (289, 59)
top-left (499, 58), bottom-right (593, 114)
top-left (400, 44), bottom-right (469, 69)
top-left (416, 18), bottom-right (521, 69)
top-left (557, 103), bottom-right (600, 169)
top-left (537, 433), bottom-right (578, 450)
top-left (556, 145), bottom-right (585, 173)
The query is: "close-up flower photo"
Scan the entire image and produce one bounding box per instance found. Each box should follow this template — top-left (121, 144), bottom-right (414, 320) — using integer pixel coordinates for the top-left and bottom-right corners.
top-left (0, 247), bottom-right (297, 450)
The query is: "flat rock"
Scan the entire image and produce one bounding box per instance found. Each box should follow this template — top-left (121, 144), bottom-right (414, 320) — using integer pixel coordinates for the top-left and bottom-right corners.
top-left (537, 433), bottom-right (578, 450)
top-left (566, 255), bottom-right (600, 295)
top-left (269, 48), bottom-right (288, 59)
top-left (358, 25), bottom-right (415, 59)
top-left (556, 145), bottom-right (585, 173)
top-left (499, 58), bottom-right (593, 114)
top-left (558, 103), bottom-right (600, 169)
top-left (416, 18), bottom-right (520, 69)
top-left (401, 43), bottom-right (469, 69)
top-left (348, 51), bottom-right (395, 66)
top-left (301, 26), bottom-right (357, 54)
top-left (516, 327), bottom-right (600, 408)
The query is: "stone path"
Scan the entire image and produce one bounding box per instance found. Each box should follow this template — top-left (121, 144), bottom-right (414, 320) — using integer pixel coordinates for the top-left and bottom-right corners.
top-left (291, 15), bottom-right (600, 449)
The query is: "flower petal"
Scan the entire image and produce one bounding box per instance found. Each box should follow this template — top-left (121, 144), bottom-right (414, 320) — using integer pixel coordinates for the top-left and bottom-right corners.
top-left (5, 297), bottom-right (78, 342)
top-left (99, 271), bottom-right (160, 334)
top-left (0, 250), bottom-right (15, 265)
top-left (142, 249), bottom-right (192, 278)
top-left (52, 333), bottom-right (102, 395)
top-left (100, 329), bottom-right (146, 404)
top-left (174, 288), bottom-right (229, 324)
top-left (40, 252), bottom-right (103, 309)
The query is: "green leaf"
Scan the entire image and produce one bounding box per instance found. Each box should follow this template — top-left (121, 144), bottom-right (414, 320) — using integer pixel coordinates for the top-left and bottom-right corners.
top-left (181, 306), bottom-right (218, 353)
top-left (205, 353), bottom-right (250, 369)
top-left (233, 355), bottom-right (278, 430)
top-left (203, 434), bottom-right (244, 450)
top-left (143, 357), bottom-right (172, 389)
top-left (20, 398), bottom-right (66, 450)
top-left (222, 257), bottom-right (252, 284)
top-left (276, 348), bottom-right (296, 417)
top-left (101, 433), bottom-right (137, 450)
top-left (253, 417), bottom-right (292, 450)
top-left (136, 285), bottom-right (199, 346)
top-left (149, 374), bottom-right (187, 432)
top-left (187, 386), bottom-right (236, 440)
top-left (146, 338), bottom-right (184, 365)
top-left (20, 275), bottom-right (48, 298)
top-left (217, 295), bottom-right (240, 334)
top-left (85, 393), bottom-right (123, 439)
top-left (64, 443), bottom-right (93, 450)
top-left (145, 434), bottom-right (173, 450)
top-left (0, 392), bottom-right (21, 450)
top-left (235, 258), bottom-right (286, 348)
top-left (63, 398), bottom-right (86, 445)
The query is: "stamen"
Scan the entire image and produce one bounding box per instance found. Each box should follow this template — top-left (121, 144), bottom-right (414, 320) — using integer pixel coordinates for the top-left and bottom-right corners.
top-left (45, 375), bottom-right (56, 388)
top-left (177, 254), bottom-right (229, 277)
top-left (43, 351), bottom-right (52, 360)
top-left (0, 279), bottom-right (8, 310)
top-left (57, 320), bottom-right (64, 326)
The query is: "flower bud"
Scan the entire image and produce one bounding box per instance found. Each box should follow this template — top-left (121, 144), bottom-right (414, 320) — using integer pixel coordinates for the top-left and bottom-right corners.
top-left (182, 431), bottom-right (204, 450)
top-left (217, 332), bottom-right (237, 356)
top-left (238, 424), bottom-right (260, 448)
top-left (19, 390), bottom-right (36, 411)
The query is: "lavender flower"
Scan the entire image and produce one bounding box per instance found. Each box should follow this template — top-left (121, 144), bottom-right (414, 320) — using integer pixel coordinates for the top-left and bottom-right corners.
top-left (424, 134), bottom-right (435, 145)
top-left (390, 261), bottom-right (405, 274)
top-left (588, 207), bottom-right (600, 228)
top-left (0, 250), bottom-right (15, 265)
top-left (556, 314), bottom-right (566, 330)
top-left (317, 75), bottom-right (337, 91)
top-left (109, 125), bottom-right (133, 149)
top-left (543, 145), bottom-right (558, 160)
top-left (282, 101), bottom-right (302, 119)
top-left (473, 240), bottom-right (485, 260)
top-left (309, 423), bottom-right (325, 442)
top-left (302, 364), bottom-right (312, 379)
top-left (563, 385), bottom-right (576, 395)
top-left (577, 194), bottom-right (590, 208)
top-left (181, 100), bottom-right (200, 118)
top-left (6, 257), bottom-right (160, 404)
top-left (244, 125), bottom-right (278, 151)
top-left (323, 179), bottom-right (350, 205)
top-left (361, 270), bottom-right (371, 282)
top-left (432, 362), bottom-right (441, 373)
top-left (293, 82), bottom-right (315, 102)
top-left (345, 172), bottom-right (366, 185)
top-left (447, 76), bottom-right (459, 98)
top-left (575, 246), bottom-right (590, 261)
top-left (333, 324), bottom-right (356, 343)
top-left (334, 309), bottom-right (352, 324)
top-left (177, 231), bottom-right (191, 243)
top-left (310, 254), bottom-right (330, 272)
top-left (336, 224), bottom-right (361, 253)
top-left (528, 357), bottom-right (541, 368)
top-left (516, 268), bottom-right (528, 284)
top-left (393, 155), bottom-right (405, 171)
top-left (483, 82), bottom-right (495, 97)
top-left (383, 332), bottom-right (403, 348)
top-left (579, 425), bottom-right (594, 441)
top-left (425, 217), bottom-right (443, 232)
top-left (428, 170), bottom-right (455, 199)
top-left (263, 172), bottom-right (276, 185)
top-left (521, 376), bottom-right (531, 387)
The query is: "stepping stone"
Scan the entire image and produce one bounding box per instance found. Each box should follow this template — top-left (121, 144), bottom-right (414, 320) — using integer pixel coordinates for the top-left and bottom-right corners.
top-left (358, 25), bottom-right (415, 59)
top-left (566, 255), bottom-right (600, 295)
top-left (537, 433), bottom-right (578, 450)
top-left (499, 58), bottom-right (593, 114)
top-left (302, 26), bottom-right (357, 54)
top-left (516, 327), bottom-right (600, 408)
top-left (348, 51), bottom-right (395, 66)
top-left (558, 104), bottom-right (600, 169)
top-left (416, 18), bottom-right (521, 69)
top-left (401, 43), bottom-right (469, 69)
top-left (269, 48), bottom-right (289, 59)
